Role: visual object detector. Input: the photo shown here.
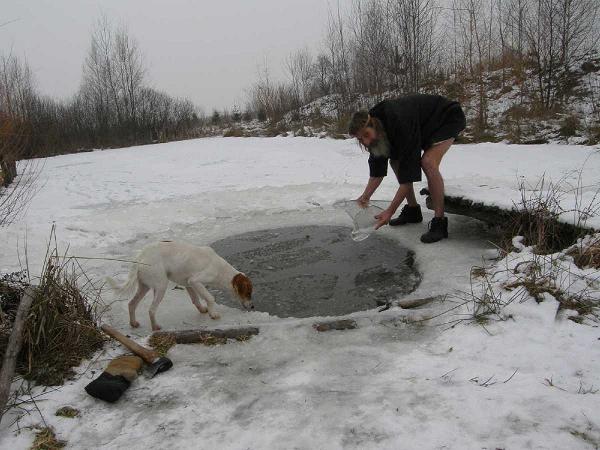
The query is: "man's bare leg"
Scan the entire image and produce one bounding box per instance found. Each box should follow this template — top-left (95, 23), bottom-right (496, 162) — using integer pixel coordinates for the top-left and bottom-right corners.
top-left (405, 184), bottom-right (418, 206)
top-left (421, 139), bottom-right (453, 218)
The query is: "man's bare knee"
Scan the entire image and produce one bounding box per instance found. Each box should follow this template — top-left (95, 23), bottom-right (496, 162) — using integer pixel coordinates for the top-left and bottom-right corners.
top-left (421, 156), bottom-right (438, 173)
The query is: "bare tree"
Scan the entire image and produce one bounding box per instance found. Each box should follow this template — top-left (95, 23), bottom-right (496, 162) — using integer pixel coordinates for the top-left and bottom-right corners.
top-left (326, 0), bottom-right (351, 112)
top-left (500, 0), bottom-right (528, 57)
top-left (0, 54), bottom-right (34, 184)
top-left (248, 60), bottom-right (278, 120)
top-left (452, 0), bottom-right (499, 130)
top-left (387, 0), bottom-right (439, 93)
top-left (286, 48), bottom-right (314, 109)
top-left (0, 54), bottom-right (35, 123)
top-left (114, 25), bottom-right (145, 129)
top-left (312, 54), bottom-right (332, 97)
top-left (81, 15), bottom-right (146, 140)
top-left (349, 0), bottom-right (391, 95)
top-left (525, 0), bottom-right (598, 108)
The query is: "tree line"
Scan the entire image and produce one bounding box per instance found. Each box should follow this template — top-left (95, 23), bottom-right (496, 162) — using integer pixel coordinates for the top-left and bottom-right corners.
top-left (0, 16), bottom-right (201, 173)
top-left (247, 0), bottom-right (600, 132)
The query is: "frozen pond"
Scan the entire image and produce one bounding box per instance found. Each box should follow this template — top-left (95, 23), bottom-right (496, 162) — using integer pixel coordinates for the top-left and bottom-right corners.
top-left (210, 225), bottom-right (420, 317)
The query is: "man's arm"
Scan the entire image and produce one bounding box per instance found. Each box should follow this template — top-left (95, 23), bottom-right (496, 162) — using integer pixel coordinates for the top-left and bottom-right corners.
top-left (357, 177), bottom-right (384, 206)
top-left (374, 183), bottom-right (411, 229)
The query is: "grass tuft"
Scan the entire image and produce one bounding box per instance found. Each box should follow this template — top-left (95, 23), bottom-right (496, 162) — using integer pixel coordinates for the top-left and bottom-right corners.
top-left (0, 227), bottom-right (106, 385)
top-left (55, 406), bottom-right (80, 418)
top-left (148, 333), bottom-right (176, 356)
top-left (568, 236), bottom-right (600, 269)
top-left (30, 427), bottom-right (66, 450)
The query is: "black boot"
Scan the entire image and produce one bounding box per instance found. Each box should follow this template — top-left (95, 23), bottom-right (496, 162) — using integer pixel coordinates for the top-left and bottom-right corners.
top-left (390, 205), bottom-right (423, 226)
top-left (420, 217), bottom-right (448, 243)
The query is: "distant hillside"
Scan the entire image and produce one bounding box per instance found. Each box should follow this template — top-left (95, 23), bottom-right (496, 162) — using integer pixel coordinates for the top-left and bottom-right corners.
top-left (215, 59), bottom-right (600, 146)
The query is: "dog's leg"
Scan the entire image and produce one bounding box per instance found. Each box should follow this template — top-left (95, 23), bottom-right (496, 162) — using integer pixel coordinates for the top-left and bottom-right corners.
top-left (129, 282), bottom-right (150, 328)
top-left (189, 276), bottom-right (220, 320)
top-left (186, 287), bottom-right (208, 314)
top-left (148, 284), bottom-right (168, 331)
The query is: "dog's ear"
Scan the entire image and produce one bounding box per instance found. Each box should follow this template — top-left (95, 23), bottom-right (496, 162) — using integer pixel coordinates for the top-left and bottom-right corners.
top-left (232, 273), bottom-right (253, 299)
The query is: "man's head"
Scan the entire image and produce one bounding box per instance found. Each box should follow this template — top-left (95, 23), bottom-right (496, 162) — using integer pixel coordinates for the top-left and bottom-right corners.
top-left (348, 111), bottom-right (389, 157)
top-left (348, 111), bottom-right (378, 147)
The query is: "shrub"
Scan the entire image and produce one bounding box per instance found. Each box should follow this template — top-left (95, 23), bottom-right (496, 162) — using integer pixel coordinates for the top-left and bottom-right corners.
top-left (589, 124), bottom-right (600, 144)
top-left (501, 104), bottom-right (528, 143)
top-left (256, 109), bottom-right (267, 122)
top-left (223, 127), bottom-right (245, 138)
top-left (559, 114), bottom-right (580, 137)
top-left (500, 176), bottom-right (595, 254)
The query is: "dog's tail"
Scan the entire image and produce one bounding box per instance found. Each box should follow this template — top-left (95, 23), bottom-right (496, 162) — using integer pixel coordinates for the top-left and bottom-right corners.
top-left (105, 263), bottom-right (139, 298)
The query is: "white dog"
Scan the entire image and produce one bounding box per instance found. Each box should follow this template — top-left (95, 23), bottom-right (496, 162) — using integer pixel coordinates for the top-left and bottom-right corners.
top-left (108, 241), bottom-right (254, 331)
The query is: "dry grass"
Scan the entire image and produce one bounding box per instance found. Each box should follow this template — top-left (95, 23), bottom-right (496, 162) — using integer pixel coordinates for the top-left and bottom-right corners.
top-left (197, 335), bottom-right (228, 346)
top-left (458, 252), bottom-right (598, 328)
top-left (264, 121), bottom-right (288, 137)
top-left (223, 127), bottom-right (246, 138)
top-left (568, 237), bottom-right (600, 269)
top-left (30, 427), bottom-right (66, 450)
top-left (504, 278), bottom-right (563, 304)
top-left (470, 266), bottom-right (487, 279)
top-left (503, 268), bottom-right (597, 320)
top-left (0, 228), bottom-right (106, 385)
top-left (55, 406), bottom-right (80, 418)
top-left (151, 332), bottom-right (252, 348)
top-left (148, 333), bottom-right (176, 356)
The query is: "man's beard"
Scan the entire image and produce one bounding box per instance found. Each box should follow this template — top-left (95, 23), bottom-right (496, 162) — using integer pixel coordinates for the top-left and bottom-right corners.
top-left (368, 134), bottom-right (390, 158)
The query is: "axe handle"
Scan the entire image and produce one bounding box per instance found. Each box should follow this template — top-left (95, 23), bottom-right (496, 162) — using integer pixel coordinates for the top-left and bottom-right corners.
top-left (101, 324), bottom-right (158, 365)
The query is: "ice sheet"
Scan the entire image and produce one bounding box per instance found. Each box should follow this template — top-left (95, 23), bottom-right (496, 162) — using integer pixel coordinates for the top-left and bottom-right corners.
top-left (333, 199), bottom-right (389, 241)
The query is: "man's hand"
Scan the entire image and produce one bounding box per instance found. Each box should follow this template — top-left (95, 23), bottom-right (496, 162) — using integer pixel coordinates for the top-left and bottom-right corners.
top-left (374, 209), bottom-right (393, 230)
top-left (357, 177), bottom-right (383, 209)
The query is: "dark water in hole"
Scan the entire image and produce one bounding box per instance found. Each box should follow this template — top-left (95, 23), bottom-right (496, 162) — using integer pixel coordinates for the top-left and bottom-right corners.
top-left (210, 225), bottom-right (420, 318)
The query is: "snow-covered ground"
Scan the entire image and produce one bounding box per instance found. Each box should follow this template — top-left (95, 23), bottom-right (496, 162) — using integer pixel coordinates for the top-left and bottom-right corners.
top-left (1, 137), bottom-right (599, 449)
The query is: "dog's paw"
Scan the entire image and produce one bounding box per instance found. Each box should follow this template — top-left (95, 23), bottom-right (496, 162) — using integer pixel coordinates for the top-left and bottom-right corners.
top-left (152, 324), bottom-right (162, 331)
top-left (197, 305), bottom-right (208, 314)
top-left (130, 321), bottom-right (140, 328)
top-left (209, 311), bottom-right (221, 320)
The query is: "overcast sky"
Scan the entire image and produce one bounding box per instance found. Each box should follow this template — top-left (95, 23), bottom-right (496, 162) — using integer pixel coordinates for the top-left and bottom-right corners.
top-left (1, 0), bottom-right (332, 112)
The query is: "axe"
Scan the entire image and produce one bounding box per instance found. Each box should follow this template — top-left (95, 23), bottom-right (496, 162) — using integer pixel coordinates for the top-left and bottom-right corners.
top-left (101, 324), bottom-right (173, 377)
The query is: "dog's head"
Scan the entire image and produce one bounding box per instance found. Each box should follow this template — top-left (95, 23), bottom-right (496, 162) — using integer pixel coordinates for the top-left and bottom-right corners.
top-left (232, 273), bottom-right (254, 310)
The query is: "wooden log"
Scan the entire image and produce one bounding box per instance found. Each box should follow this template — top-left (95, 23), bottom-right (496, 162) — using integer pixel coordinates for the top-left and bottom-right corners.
top-left (396, 297), bottom-right (438, 309)
top-left (153, 326), bottom-right (259, 344)
top-left (0, 286), bottom-right (36, 423)
top-left (313, 319), bottom-right (357, 332)
top-left (378, 296), bottom-right (441, 312)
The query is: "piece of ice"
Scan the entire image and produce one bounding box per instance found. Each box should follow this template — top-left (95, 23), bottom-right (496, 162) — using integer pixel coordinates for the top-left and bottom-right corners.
top-left (333, 200), bottom-right (388, 242)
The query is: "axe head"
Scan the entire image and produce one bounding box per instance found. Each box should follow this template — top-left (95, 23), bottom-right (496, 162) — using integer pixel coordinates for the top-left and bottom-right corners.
top-left (147, 356), bottom-right (173, 378)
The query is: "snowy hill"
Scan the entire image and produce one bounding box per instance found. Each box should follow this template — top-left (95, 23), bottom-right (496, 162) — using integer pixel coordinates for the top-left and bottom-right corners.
top-left (271, 63), bottom-right (600, 146)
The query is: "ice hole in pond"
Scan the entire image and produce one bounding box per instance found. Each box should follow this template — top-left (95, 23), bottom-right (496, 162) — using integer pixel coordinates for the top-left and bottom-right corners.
top-left (210, 225), bottom-right (421, 318)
